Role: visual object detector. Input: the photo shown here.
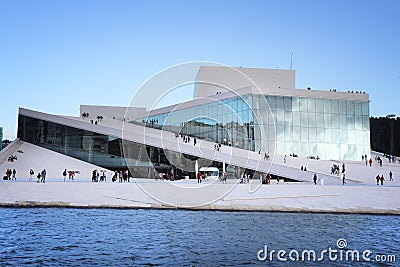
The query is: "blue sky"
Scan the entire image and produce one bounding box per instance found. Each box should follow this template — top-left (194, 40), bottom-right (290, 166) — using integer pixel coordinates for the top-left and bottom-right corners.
top-left (0, 0), bottom-right (399, 140)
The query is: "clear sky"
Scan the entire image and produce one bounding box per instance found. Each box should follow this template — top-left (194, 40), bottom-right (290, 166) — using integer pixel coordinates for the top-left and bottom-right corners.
top-left (0, 0), bottom-right (399, 140)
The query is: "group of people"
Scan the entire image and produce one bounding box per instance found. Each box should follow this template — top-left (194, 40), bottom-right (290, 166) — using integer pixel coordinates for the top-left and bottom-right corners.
top-left (214, 143), bottom-right (222, 151)
top-left (376, 171), bottom-right (394, 185)
top-left (325, 163), bottom-right (346, 185)
top-left (331, 164), bottom-right (339, 175)
top-left (82, 112), bottom-right (104, 125)
top-left (91, 169), bottom-right (108, 182)
top-left (180, 134), bottom-right (196, 146)
top-left (28, 169), bottom-right (47, 183)
top-left (62, 169), bottom-right (78, 182)
top-left (3, 169), bottom-right (16, 180)
top-left (376, 174), bottom-right (385, 185)
top-left (213, 138), bottom-right (240, 152)
top-left (364, 155), bottom-right (385, 167)
top-left (7, 154), bottom-right (17, 162)
top-left (81, 112), bottom-right (90, 118)
top-left (111, 170), bottom-right (130, 183)
top-left (82, 112), bottom-right (104, 122)
top-left (240, 173), bottom-right (250, 184)
top-left (261, 173), bottom-right (272, 184)
top-left (386, 154), bottom-right (398, 163)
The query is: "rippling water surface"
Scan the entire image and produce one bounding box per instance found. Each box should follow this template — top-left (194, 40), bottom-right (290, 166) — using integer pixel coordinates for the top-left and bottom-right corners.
top-left (0, 208), bottom-right (398, 266)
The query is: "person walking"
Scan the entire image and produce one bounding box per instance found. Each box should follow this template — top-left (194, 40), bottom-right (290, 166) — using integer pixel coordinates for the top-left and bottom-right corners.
top-left (313, 174), bottom-right (317, 185)
top-left (369, 158), bottom-right (372, 166)
top-left (29, 169), bottom-right (34, 181)
top-left (92, 170), bottom-right (97, 182)
top-left (197, 172), bottom-right (202, 183)
top-left (342, 173), bottom-right (346, 185)
top-left (41, 169), bottom-right (47, 183)
top-left (12, 169), bottom-right (16, 180)
top-left (389, 171), bottom-right (393, 181)
top-left (68, 170), bottom-right (74, 181)
top-left (125, 170), bottom-right (129, 182)
top-left (380, 175), bottom-right (385, 185)
top-left (63, 169), bottom-right (67, 182)
top-left (376, 175), bottom-right (380, 185)
top-left (284, 155), bottom-right (287, 163)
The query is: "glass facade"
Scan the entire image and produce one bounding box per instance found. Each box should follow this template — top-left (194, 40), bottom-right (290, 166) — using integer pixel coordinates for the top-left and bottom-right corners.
top-left (135, 94), bottom-right (370, 160)
top-left (253, 95), bottom-right (370, 160)
top-left (136, 95), bottom-right (256, 151)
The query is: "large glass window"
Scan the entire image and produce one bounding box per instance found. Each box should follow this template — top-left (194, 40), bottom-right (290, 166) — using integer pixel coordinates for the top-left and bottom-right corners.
top-left (134, 93), bottom-right (370, 161)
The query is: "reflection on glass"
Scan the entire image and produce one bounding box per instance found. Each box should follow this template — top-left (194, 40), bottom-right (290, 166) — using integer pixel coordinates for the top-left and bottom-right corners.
top-left (132, 93), bottom-right (370, 160)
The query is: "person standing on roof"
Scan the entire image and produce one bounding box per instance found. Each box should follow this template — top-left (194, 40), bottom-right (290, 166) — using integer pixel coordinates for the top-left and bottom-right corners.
top-left (29, 169), bottom-right (34, 181)
top-left (41, 169), bottom-right (47, 183)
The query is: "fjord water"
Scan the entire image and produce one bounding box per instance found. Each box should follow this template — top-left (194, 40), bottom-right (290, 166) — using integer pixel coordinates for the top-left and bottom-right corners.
top-left (0, 208), bottom-right (398, 266)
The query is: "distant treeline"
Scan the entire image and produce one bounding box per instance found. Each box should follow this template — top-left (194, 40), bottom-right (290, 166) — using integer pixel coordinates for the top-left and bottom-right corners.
top-left (370, 116), bottom-right (400, 156)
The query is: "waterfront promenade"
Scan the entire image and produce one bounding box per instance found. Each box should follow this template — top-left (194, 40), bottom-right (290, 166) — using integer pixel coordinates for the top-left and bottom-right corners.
top-left (1, 138), bottom-right (399, 214)
top-left (1, 179), bottom-right (399, 214)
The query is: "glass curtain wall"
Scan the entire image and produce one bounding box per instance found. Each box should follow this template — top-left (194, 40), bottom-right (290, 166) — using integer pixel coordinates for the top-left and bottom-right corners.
top-left (253, 95), bottom-right (370, 160)
top-left (135, 95), bottom-right (255, 151)
top-left (134, 94), bottom-right (369, 161)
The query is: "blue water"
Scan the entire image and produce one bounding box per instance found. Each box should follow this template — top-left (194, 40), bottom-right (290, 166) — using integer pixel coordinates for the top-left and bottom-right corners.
top-left (0, 208), bottom-right (398, 266)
